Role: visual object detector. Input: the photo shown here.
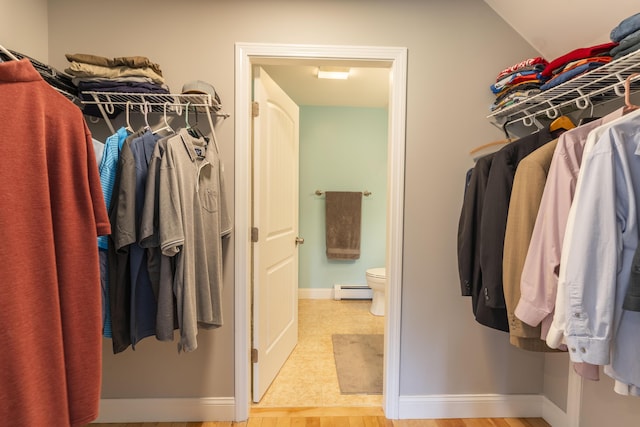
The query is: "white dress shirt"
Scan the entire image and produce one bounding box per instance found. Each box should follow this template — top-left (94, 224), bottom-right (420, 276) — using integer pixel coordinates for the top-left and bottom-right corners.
top-left (558, 109), bottom-right (640, 391)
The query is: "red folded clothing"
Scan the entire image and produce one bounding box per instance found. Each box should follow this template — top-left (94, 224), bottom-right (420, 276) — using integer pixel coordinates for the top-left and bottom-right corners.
top-left (496, 56), bottom-right (548, 81)
top-left (540, 42), bottom-right (618, 78)
top-left (508, 73), bottom-right (544, 86)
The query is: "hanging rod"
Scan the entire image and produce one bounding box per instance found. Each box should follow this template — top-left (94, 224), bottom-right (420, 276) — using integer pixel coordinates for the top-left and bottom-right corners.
top-left (315, 190), bottom-right (371, 196)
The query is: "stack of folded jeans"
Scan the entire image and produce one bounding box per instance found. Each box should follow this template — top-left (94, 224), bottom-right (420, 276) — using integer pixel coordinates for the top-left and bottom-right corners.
top-left (65, 53), bottom-right (170, 118)
top-left (610, 13), bottom-right (640, 60)
top-left (539, 42), bottom-right (617, 91)
top-left (490, 56), bottom-right (548, 111)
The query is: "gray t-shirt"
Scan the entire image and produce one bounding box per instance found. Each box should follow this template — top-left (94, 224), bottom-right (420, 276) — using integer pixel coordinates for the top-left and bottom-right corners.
top-left (157, 128), bottom-right (231, 352)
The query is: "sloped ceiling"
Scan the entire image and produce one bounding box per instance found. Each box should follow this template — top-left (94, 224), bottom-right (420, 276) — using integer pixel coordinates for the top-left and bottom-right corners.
top-left (483, 1), bottom-right (640, 60)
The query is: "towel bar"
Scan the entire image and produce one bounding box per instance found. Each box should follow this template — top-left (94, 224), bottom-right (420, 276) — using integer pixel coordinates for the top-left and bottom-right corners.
top-left (315, 190), bottom-right (371, 197)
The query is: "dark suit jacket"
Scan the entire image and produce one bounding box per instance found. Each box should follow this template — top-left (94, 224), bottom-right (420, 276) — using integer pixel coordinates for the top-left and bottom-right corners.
top-left (458, 152), bottom-right (511, 331)
top-left (458, 153), bottom-right (494, 301)
top-left (476, 129), bottom-right (553, 331)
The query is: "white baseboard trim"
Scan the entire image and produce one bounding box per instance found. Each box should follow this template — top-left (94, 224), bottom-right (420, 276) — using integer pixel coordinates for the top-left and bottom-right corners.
top-left (299, 288), bottom-right (334, 299)
top-left (397, 394), bottom-right (544, 420)
top-left (95, 397), bottom-right (236, 423)
top-left (542, 396), bottom-right (568, 427)
top-left (94, 394), bottom-right (565, 424)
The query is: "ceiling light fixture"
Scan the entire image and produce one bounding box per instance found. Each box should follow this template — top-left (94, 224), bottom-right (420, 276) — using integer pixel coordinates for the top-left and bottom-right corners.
top-left (317, 66), bottom-right (350, 80)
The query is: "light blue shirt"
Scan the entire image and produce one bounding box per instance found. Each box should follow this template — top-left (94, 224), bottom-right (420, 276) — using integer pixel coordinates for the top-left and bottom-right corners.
top-left (561, 112), bottom-right (640, 390)
top-left (97, 126), bottom-right (129, 250)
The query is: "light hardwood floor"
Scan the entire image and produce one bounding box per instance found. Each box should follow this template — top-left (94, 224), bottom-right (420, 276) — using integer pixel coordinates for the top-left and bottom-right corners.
top-left (90, 413), bottom-right (551, 427)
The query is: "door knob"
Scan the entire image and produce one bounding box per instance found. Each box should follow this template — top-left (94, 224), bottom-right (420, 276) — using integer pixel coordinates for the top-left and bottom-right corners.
top-left (295, 237), bottom-right (305, 245)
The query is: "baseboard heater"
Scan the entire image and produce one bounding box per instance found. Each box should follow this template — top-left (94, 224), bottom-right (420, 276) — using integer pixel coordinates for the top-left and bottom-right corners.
top-left (333, 284), bottom-right (373, 300)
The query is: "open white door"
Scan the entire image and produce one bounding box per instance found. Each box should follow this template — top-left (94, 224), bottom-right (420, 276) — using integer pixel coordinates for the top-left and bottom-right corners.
top-left (252, 66), bottom-right (300, 403)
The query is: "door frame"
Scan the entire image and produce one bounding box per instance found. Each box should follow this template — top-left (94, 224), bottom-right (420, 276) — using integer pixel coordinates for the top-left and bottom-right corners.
top-left (234, 42), bottom-right (407, 421)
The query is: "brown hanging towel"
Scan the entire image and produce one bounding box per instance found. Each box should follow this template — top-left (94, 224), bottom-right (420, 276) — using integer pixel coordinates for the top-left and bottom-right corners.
top-left (325, 191), bottom-right (362, 260)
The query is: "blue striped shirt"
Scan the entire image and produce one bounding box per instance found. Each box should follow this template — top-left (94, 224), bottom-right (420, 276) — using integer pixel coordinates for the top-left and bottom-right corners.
top-left (97, 127), bottom-right (129, 249)
top-left (97, 127), bottom-right (129, 339)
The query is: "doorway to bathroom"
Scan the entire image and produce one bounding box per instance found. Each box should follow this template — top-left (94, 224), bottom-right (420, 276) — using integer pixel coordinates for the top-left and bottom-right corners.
top-left (234, 43), bottom-right (407, 420)
top-left (251, 64), bottom-right (389, 408)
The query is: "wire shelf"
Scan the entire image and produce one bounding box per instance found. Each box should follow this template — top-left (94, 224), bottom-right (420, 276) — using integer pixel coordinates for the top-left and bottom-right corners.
top-left (487, 49), bottom-right (640, 128)
top-left (81, 91), bottom-right (221, 111)
top-left (79, 91), bottom-right (228, 134)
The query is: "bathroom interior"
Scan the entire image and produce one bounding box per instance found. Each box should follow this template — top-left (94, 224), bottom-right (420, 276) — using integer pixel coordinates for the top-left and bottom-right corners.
top-left (252, 64), bottom-right (390, 408)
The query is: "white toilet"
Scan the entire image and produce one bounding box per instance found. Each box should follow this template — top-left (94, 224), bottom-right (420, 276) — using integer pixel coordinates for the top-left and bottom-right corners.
top-left (366, 267), bottom-right (387, 316)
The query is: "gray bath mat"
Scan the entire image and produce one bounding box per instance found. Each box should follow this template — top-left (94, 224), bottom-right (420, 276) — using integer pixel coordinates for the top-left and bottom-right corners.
top-left (332, 334), bottom-right (383, 394)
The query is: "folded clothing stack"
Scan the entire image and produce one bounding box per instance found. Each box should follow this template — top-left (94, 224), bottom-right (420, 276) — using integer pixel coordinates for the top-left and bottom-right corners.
top-left (65, 53), bottom-right (170, 118)
top-left (610, 13), bottom-right (640, 60)
top-left (490, 56), bottom-right (548, 111)
top-left (539, 42), bottom-right (617, 91)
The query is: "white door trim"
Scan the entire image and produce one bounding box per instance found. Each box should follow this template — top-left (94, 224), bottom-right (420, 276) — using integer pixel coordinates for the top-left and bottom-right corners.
top-left (234, 42), bottom-right (407, 421)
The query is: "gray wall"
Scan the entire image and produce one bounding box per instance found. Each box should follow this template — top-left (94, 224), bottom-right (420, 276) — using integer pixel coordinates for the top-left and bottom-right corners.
top-left (1, 0), bottom-right (49, 61)
top-left (9, 0), bottom-right (564, 408)
top-left (543, 354), bottom-right (569, 412)
top-left (581, 372), bottom-right (640, 427)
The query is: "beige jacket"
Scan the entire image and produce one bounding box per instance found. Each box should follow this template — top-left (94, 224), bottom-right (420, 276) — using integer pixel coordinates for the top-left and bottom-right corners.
top-left (503, 139), bottom-right (559, 352)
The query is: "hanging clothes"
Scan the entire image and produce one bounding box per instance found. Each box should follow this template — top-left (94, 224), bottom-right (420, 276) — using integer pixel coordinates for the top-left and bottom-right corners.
top-left (156, 128), bottom-right (232, 352)
top-left (516, 110), bottom-right (624, 342)
top-left (558, 109), bottom-right (640, 395)
top-left (476, 129), bottom-right (554, 331)
top-left (502, 138), bottom-right (560, 351)
top-left (91, 101), bottom-right (229, 354)
top-left (510, 115), bottom-right (631, 380)
top-left (457, 153), bottom-right (495, 307)
top-left (98, 126), bottom-right (130, 340)
top-left (128, 130), bottom-right (165, 347)
top-left (0, 58), bottom-right (109, 426)
top-left (108, 129), bottom-right (146, 353)
top-left (139, 134), bottom-right (179, 342)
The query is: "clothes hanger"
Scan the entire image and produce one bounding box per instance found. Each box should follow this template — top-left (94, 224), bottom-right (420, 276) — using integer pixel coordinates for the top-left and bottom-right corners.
top-left (469, 138), bottom-right (515, 161)
top-left (502, 119), bottom-right (511, 140)
top-left (623, 72), bottom-right (640, 114)
top-left (152, 102), bottom-right (174, 135)
top-left (184, 102), bottom-right (204, 139)
top-left (577, 98), bottom-right (600, 125)
top-left (184, 102), bottom-right (194, 135)
top-left (125, 101), bottom-right (134, 133)
top-left (140, 102), bottom-right (152, 131)
top-left (0, 44), bottom-right (18, 61)
top-left (549, 115), bottom-right (576, 133)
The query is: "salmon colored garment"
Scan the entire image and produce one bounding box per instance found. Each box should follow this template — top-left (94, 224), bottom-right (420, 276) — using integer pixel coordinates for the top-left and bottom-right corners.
top-left (0, 59), bottom-right (110, 427)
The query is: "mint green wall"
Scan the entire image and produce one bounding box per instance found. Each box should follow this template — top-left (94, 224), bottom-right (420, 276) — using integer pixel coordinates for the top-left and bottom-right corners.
top-left (299, 106), bottom-right (388, 289)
